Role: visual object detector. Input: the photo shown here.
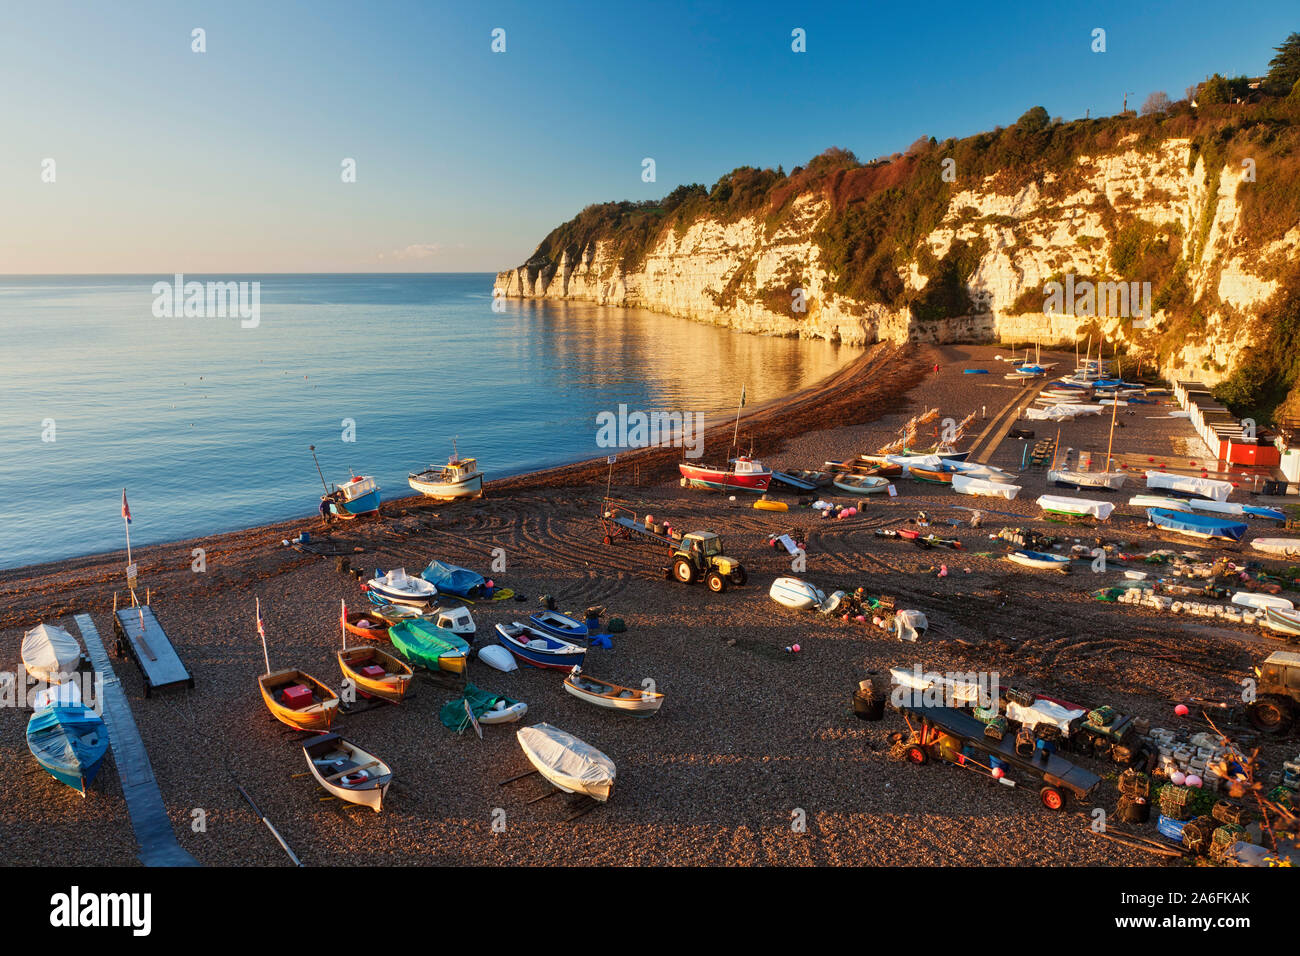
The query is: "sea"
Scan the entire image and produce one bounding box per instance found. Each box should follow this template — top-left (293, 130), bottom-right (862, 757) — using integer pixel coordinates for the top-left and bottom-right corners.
top-left (0, 274), bottom-right (859, 570)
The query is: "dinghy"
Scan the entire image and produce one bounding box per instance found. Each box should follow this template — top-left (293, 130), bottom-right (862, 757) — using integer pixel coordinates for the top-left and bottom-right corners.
top-left (516, 723), bottom-right (616, 802)
top-left (769, 470), bottom-right (820, 492)
top-left (366, 568), bottom-right (438, 607)
top-left (26, 705), bottom-right (109, 796)
top-left (1146, 508), bottom-right (1247, 543)
top-left (1007, 550), bottom-right (1071, 572)
top-left (477, 644), bottom-right (518, 672)
top-left (303, 733), bottom-right (392, 812)
top-left (342, 609), bottom-right (390, 640)
top-left (1145, 471), bottom-right (1233, 502)
top-left (1048, 469), bottom-right (1126, 491)
top-left (782, 469), bottom-right (834, 487)
top-left (1175, 499), bottom-right (1286, 521)
top-left (21, 624), bottom-right (81, 684)
top-left (388, 618), bottom-right (470, 674)
top-left (1231, 592), bottom-right (1295, 611)
top-left (1262, 606), bottom-right (1300, 637)
top-left (408, 451), bottom-right (484, 499)
top-left (259, 670), bottom-right (340, 732)
top-left (563, 666), bottom-right (664, 717)
top-left (1036, 495), bottom-right (1115, 521)
top-left (948, 461), bottom-right (1016, 483)
top-left (909, 466), bottom-right (954, 485)
top-left (337, 645), bottom-right (413, 704)
top-left (951, 473), bottom-right (1020, 500)
top-left (495, 622), bottom-right (585, 670)
top-left (439, 684), bottom-right (527, 731)
top-left (1129, 495), bottom-right (1191, 511)
top-left (832, 474), bottom-right (892, 494)
top-left (769, 577), bottom-right (827, 610)
top-left (528, 610), bottom-right (589, 640)
top-left (1252, 538), bottom-right (1300, 559)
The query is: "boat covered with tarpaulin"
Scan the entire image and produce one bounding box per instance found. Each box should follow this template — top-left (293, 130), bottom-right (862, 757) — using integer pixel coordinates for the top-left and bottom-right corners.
top-left (1145, 471), bottom-right (1233, 502)
top-left (1146, 507), bottom-right (1247, 542)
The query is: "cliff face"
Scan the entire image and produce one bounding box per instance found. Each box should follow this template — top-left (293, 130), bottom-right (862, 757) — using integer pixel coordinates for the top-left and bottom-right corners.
top-left (496, 114), bottom-right (1300, 390)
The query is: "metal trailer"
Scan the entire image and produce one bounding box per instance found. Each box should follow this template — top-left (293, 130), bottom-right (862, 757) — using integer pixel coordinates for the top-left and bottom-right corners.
top-left (896, 704), bottom-right (1101, 810)
top-left (112, 603), bottom-right (195, 697)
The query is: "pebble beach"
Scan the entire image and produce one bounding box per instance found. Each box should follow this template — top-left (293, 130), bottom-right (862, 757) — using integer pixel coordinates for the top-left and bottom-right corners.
top-left (3, 342), bottom-right (1295, 867)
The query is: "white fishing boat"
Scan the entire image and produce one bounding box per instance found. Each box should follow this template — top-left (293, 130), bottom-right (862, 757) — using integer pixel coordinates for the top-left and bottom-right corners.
top-left (516, 723), bottom-right (616, 802)
top-left (1049, 468), bottom-right (1126, 491)
top-left (1129, 494), bottom-right (1190, 511)
top-left (1232, 592), bottom-right (1295, 611)
top-left (21, 624), bottom-right (81, 684)
top-left (366, 568), bottom-right (438, 607)
top-left (408, 445), bottom-right (484, 499)
top-left (769, 577), bottom-right (827, 610)
top-left (1036, 495), bottom-right (1115, 520)
top-left (1145, 471), bottom-right (1233, 502)
top-left (1262, 606), bottom-right (1300, 637)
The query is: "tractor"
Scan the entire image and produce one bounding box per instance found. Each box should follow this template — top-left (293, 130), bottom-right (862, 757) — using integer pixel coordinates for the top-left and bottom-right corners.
top-left (666, 531), bottom-right (748, 593)
top-left (1248, 650), bottom-right (1300, 734)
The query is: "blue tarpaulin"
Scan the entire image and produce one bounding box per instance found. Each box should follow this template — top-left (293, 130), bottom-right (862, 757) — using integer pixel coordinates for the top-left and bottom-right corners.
top-left (421, 560), bottom-right (486, 598)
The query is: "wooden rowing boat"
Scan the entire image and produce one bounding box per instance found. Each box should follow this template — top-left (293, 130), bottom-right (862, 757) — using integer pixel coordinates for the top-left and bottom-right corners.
top-left (342, 610), bottom-right (390, 640)
top-left (337, 645), bottom-right (413, 704)
top-left (909, 466), bottom-right (953, 485)
top-left (832, 474), bottom-right (892, 494)
top-left (1262, 606), bottom-right (1300, 638)
top-left (303, 733), bottom-right (392, 812)
top-left (388, 618), bottom-right (470, 674)
top-left (563, 666), bottom-right (664, 716)
top-left (259, 669), bottom-right (340, 732)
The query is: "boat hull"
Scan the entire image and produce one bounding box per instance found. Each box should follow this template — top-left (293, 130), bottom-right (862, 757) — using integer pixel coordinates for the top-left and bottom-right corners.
top-left (337, 647), bottom-right (413, 703)
top-left (26, 707), bottom-right (109, 795)
top-left (303, 733), bottom-right (392, 812)
top-left (1007, 550), bottom-right (1070, 572)
top-left (527, 611), bottom-right (589, 640)
top-left (408, 472), bottom-right (484, 499)
top-left (678, 463), bottom-right (770, 493)
top-left (327, 488), bottom-right (381, 518)
top-left (1263, 606), bottom-right (1300, 637)
top-left (516, 724), bottom-right (615, 802)
top-left (562, 672), bottom-right (664, 716)
top-left (909, 467), bottom-right (953, 485)
top-left (1146, 508), bottom-right (1247, 543)
top-left (259, 670), bottom-right (339, 732)
top-left (495, 623), bottom-right (585, 670)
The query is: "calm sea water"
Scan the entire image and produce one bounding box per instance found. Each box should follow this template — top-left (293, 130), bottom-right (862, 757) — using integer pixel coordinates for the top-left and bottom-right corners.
top-left (0, 274), bottom-right (858, 570)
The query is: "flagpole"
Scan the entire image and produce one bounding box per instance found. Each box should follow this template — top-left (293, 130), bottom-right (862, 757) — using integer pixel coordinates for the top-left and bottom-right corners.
top-left (257, 598), bottom-right (271, 675)
top-left (731, 384), bottom-right (745, 456)
top-left (122, 487), bottom-right (132, 568)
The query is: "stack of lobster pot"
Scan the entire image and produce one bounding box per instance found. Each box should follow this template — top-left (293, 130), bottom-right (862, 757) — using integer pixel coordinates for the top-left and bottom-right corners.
top-left (1116, 769), bottom-right (1151, 823)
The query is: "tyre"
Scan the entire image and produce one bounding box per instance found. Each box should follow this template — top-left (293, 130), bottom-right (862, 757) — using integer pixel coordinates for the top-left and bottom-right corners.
top-left (905, 745), bottom-right (928, 765)
top-left (1247, 696), bottom-right (1295, 734)
top-left (602, 535), bottom-right (611, 545)
top-left (705, 571), bottom-right (727, 593)
top-left (672, 557), bottom-right (697, 585)
top-left (730, 566), bottom-right (748, 587)
top-left (1039, 785), bottom-right (1066, 811)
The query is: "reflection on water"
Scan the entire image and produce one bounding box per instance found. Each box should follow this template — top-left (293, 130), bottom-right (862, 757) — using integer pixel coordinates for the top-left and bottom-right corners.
top-left (0, 275), bottom-right (858, 568)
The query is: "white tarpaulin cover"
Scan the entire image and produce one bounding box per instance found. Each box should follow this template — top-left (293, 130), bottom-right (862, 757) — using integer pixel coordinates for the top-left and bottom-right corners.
top-left (1232, 591), bottom-right (1295, 610)
top-left (1006, 699), bottom-right (1085, 735)
top-left (884, 454), bottom-right (944, 473)
top-left (1253, 538), bottom-right (1300, 559)
top-left (1129, 495), bottom-right (1191, 511)
top-left (894, 609), bottom-right (929, 642)
top-left (1036, 495), bottom-right (1115, 520)
top-left (1025, 404), bottom-right (1105, 421)
top-left (1145, 471), bottom-right (1232, 502)
top-left (21, 624), bottom-right (80, 683)
top-left (517, 723), bottom-right (616, 802)
top-left (889, 665), bottom-right (980, 702)
top-left (952, 473), bottom-right (1021, 500)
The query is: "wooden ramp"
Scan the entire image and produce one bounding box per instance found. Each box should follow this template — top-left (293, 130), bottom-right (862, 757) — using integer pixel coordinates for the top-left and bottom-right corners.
top-left (74, 614), bottom-right (200, 867)
top-left (113, 605), bottom-right (194, 696)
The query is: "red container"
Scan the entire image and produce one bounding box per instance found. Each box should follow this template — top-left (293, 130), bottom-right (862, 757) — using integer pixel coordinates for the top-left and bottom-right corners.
top-left (281, 684), bottom-right (315, 709)
top-left (360, 665), bottom-right (386, 679)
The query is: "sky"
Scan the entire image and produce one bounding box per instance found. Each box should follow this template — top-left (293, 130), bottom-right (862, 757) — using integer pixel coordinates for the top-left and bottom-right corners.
top-left (1, 0), bottom-right (1293, 274)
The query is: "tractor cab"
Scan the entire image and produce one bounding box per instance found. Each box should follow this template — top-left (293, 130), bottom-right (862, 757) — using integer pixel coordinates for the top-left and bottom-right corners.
top-left (1250, 650), bottom-right (1300, 734)
top-left (674, 532), bottom-right (746, 592)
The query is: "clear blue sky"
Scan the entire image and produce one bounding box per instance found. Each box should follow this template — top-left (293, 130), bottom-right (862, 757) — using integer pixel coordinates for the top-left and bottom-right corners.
top-left (2, 0), bottom-right (1292, 273)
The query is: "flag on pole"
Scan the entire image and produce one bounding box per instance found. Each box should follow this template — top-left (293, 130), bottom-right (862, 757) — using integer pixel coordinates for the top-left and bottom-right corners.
top-left (739, 384), bottom-right (746, 408)
top-left (257, 606), bottom-right (266, 640)
top-left (121, 489), bottom-right (132, 524)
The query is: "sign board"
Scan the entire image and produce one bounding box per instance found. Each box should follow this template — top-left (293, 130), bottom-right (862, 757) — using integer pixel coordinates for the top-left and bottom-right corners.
top-left (887, 484), bottom-right (898, 497)
top-left (775, 533), bottom-right (799, 556)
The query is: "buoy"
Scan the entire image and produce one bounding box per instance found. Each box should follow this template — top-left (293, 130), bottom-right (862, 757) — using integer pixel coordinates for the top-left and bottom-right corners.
top-left (1186, 774), bottom-right (1203, 788)
top-left (1172, 770), bottom-right (1187, 785)
top-left (1174, 703), bottom-right (1189, 717)
top-left (992, 767), bottom-right (1005, 779)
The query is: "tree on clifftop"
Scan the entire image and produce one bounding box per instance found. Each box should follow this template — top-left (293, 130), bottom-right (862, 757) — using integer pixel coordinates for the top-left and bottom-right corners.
top-left (1266, 31), bottom-right (1300, 94)
top-left (1015, 105), bottom-right (1050, 133)
top-left (1141, 91), bottom-right (1171, 115)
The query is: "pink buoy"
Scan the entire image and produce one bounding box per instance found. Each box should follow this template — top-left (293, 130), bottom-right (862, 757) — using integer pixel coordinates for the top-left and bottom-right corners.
top-left (1174, 703), bottom-right (1189, 717)
top-left (1186, 774), bottom-right (1203, 788)
top-left (791, 643), bottom-right (801, 653)
top-left (1171, 770), bottom-right (1187, 786)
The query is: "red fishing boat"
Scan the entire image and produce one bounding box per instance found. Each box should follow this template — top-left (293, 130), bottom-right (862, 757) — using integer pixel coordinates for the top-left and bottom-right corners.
top-left (679, 457), bottom-right (771, 493)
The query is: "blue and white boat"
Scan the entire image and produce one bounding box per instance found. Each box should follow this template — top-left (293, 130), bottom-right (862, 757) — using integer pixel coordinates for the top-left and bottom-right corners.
top-left (366, 568), bottom-right (438, 607)
top-left (26, 705), bottom-right (109, 796)
top-left (322, 475), bottom-right (381, 519)
top-left (495, 622), bottom-right (585, 670)
top-left (1006, 550), bottom-right (1071, 572)
top-left (527, 610), bottom-right (590, 640)
top-left (1146, 508), bottom-right (1247, 543)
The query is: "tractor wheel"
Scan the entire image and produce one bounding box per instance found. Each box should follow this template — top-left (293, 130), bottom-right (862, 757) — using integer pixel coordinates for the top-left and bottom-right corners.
top-left (1247, 696), bottom-right (1295, 734)
top-left (1039, 785), bottom-right (1066, 811)
top-left (672, 557), bottom-right (697, 585)
top-left (705, 571), bottom-right (727, 593)
top-left (905, 745), bottom-right (929, 765)
top-left (730, 567), bottom-right (748, 587)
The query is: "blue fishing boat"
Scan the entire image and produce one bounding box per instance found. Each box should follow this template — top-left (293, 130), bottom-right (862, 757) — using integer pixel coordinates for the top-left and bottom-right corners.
top-left (1146, 508), bottom-right (1247, 543)
top-left (322, 475), bottom-right (381, 519)
top-left (26, 706), bottom-right (110, 796)
top-left (495, 622), bottom-right (585, 670)
top-left (528, 610), bottom-right (590, 640)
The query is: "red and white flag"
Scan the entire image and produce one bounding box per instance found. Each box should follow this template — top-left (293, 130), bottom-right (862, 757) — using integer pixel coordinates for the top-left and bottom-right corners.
top-left (256, 607), bottom-right (266, 640)
top-left (121, 489), bottom-right (132, 525)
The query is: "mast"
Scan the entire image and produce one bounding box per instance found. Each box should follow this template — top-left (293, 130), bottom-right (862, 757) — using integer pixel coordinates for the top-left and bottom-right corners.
top-left (1105, 386), bottom-right (1119, 472)
top-left (308, 445), bottom-right (329, 493)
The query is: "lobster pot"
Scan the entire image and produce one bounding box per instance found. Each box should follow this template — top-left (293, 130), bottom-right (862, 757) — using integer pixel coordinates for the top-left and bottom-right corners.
top-left (1181, 815), bottom-right (1216, 855)
top-left (1005, 686), bottom-right (1035, 708)
top-left (1014, 725), bottom-right (1036, 757)
top-left (1211, 800), bottom-right (1249, 826)
top-left (1119, 768), bottom-right (1151, 799)
top-left (983, 716), bottom-right (1007, 741)
top-left (1212, 823), bottom-right (1245, 847)
top-left (1087, 705), bottom-right (1117, 728)
top-left (1116, 795), bottom-right (1150, 824)
top-left (1158, 785), bottom-right (1195, 820)
top-left (972, 704), bottom-right (999, 723)
top-left (1035, 723), bottom-right (1063, 744)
